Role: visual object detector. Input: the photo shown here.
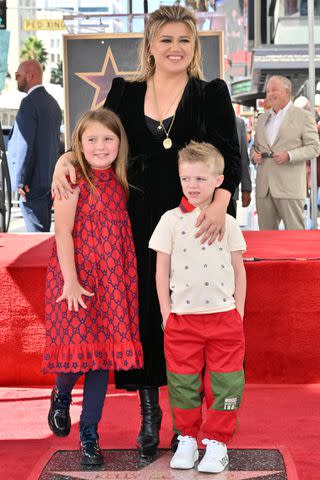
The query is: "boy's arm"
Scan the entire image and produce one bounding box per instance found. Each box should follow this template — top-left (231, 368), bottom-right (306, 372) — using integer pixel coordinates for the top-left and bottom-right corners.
top-left (155, 251), bottom-right (171, 327)
top-left (231, 250), bottom-right (246, 318)
top-left (54, 189), bottom-right (94, 311)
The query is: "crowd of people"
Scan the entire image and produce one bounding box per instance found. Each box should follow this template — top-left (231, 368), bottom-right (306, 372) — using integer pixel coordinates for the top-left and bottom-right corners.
top-left (4, 3), bottom-right (320, 475)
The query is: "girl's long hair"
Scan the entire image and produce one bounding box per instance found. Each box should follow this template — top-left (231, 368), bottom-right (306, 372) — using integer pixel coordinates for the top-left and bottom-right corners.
top-left (72, 109), bottom-right (129, 197)
top-left (134, 5), bottom-right (204, 82)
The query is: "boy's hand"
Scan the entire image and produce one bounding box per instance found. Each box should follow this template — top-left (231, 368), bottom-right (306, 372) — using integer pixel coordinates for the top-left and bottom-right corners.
top-left (237, 308), bottom-right (244, 319)
top-left (161, 309), bottom-right (171, 329)
top-left (57, 282), bottom-right (94, 311)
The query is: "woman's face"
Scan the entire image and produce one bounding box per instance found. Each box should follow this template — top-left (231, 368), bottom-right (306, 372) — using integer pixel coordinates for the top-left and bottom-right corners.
top-left (150, 21), bottom-right (195, 76)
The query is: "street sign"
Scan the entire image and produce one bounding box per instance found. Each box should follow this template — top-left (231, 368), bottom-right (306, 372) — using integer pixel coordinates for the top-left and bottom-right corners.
top-left (23, 19), bottom-right (66, 31)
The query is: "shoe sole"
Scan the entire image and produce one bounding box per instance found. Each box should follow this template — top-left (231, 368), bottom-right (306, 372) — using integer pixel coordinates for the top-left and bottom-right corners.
top-left (198, 460), bottom-right (229, 473)
top-left (81, 457), bottom-right (104, 466)
top-left (170, 450), bottom-right (199, 469)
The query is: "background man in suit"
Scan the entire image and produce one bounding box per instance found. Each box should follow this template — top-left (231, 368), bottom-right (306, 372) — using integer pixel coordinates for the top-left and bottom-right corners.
top-left (233, 116), bottom-right (252, 214)
top-left (7, 60), bottom-right (61, 232)
top-left (252, 75), bottom-right (320, 230)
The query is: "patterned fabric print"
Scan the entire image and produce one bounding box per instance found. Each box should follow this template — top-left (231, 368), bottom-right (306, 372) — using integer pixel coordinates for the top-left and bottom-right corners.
top-left (42, 169), bottom-right (143, 373)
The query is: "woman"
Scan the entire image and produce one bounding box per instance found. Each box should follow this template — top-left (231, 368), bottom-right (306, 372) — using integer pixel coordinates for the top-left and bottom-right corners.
top-left (52, 5), bottom-right (240, 456)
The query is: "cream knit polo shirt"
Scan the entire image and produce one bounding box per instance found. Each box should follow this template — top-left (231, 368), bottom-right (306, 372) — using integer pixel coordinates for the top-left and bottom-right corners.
top-left (149, 197), bottom-right (246, 315)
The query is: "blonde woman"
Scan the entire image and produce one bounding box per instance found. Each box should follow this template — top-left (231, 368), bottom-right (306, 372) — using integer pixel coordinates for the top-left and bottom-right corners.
top-left (52, 6), bottom-right (241, 456)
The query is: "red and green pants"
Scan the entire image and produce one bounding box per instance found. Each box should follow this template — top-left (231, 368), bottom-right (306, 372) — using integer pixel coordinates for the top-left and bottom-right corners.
top-left (164, 309), bottom-right (245, 444)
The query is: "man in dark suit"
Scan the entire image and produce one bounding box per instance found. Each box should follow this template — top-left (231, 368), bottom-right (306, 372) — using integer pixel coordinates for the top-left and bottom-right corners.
top-left (232, 116), bottom-right (252, 214)
top-left (7, 60), bottom-right (61, 232)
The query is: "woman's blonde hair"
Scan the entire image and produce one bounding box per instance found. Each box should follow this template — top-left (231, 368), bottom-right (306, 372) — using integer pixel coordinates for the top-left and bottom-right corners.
top-left (135, 5), bottom-right (204, 81)
top-left (72, 109), bottom-right (129, 196)
top-left (178, 140), bottom-right (224, 176)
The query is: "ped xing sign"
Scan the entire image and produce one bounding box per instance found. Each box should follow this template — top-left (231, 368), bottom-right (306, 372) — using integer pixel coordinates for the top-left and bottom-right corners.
top-left (23, 19), bottom-right (66, 31)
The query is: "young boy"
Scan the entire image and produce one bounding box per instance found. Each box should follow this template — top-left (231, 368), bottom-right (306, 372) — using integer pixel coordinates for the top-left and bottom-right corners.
top-left (149, 141), bottom-right (246, 473)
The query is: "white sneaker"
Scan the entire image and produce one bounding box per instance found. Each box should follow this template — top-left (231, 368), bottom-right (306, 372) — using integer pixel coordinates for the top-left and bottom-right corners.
top-left (170, 435), bottom-right (199, 469)
top-left (197, 439), bottom-right (229, 473)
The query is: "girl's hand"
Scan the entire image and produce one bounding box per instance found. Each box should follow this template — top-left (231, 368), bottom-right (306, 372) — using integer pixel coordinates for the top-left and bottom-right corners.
top-left (195, 200), bottom-right (227, 244)
top-left (52, 151), bottom-right (77, 200)
top-left (56, 282), bottom-right (94, 311)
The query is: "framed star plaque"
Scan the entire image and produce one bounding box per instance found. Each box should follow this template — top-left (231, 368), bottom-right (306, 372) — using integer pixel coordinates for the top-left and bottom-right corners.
top-left (63, 31), bottom-right (223, 146)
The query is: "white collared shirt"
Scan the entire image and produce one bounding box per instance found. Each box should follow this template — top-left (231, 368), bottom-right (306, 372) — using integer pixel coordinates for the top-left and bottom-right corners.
top-left (149, 200), bottom-right (246, 315)
top-left (265, 100), bottom-right (292, 147)
top-left (27, 84), bottom-right (42, 94)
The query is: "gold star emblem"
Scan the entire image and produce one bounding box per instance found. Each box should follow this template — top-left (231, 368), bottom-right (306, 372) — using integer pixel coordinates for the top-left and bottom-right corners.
top-left (75, 46), bottom-right (138, 109)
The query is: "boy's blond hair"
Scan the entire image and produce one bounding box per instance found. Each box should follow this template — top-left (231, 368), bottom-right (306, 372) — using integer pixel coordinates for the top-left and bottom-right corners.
top-left (178, 141), bottom-right (224, 176)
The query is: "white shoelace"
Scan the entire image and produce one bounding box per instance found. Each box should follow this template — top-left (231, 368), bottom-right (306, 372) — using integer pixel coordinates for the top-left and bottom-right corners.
top-left (202, 439), bottom-right (227, 460)
top-left (176, 435), bottom-right (197, 453)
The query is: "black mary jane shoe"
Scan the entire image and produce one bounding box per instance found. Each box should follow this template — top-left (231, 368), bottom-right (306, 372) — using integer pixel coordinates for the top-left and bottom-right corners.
top-left (80, 423), bottom-right (104, 466)
top-left (48, 387), bottom-right (71, 437)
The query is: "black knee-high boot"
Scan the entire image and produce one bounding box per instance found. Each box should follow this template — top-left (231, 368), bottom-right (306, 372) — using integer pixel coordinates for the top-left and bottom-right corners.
top-left (136, 387), bottom-right (162, 456)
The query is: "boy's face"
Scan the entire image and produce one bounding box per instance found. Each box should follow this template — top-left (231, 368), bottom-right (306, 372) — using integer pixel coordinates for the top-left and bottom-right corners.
top-left (179, 161), bottom-right (224, 209)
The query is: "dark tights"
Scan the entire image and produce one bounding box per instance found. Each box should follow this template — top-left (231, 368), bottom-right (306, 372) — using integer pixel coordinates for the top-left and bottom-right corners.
top-left (56, 370), bottom-right (109, 425)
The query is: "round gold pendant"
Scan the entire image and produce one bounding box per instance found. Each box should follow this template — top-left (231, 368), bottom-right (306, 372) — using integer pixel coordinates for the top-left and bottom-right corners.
top-left (163, 137), bottom-right (172, 149)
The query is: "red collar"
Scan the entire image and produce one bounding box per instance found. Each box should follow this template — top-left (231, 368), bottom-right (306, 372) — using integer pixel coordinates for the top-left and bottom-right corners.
top-left (178, 196), bottom-right (196, 214)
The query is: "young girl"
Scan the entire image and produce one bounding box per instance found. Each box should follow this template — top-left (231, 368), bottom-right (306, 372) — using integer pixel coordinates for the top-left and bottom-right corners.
top-left (42, 109), bottom-right (143, 466)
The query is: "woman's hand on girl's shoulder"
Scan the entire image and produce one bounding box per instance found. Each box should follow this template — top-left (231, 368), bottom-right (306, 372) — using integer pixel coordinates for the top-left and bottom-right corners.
top-left (52, 151), bottom-right (77, 200)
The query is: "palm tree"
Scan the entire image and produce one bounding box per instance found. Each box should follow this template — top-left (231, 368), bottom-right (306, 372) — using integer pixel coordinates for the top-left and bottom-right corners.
top-left (50, 61), bottom-right (63, 86)
top-left (20, 37), bottom-right (48, 70)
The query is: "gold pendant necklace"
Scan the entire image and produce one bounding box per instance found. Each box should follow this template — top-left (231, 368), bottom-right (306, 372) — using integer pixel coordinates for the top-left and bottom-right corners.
top-left (159, 114), bottom-right (176, 149)
top-left (152, 78), bottom-right (185, 150)
top-left (163, 137), bottom-right (172, 149)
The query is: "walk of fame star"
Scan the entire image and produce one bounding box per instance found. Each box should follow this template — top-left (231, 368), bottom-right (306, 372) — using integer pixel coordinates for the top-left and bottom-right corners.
top-left (75, 47), bottom-right (138, 110)
top-left (52, 451), bottom-right (285, 480)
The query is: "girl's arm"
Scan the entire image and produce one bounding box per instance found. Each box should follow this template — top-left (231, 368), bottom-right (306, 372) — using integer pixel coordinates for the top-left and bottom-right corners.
top-left (54, 189), bottom-right (94, 311)
top-left (51, 151), bottom-right (77, 200)
top-left (231, 250), bottom-right (246, 318)
top-left (155, 251), bottom-right (171, 327)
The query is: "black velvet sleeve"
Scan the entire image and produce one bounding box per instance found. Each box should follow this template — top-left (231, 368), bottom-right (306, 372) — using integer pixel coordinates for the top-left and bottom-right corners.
top-left (204, 79), bottom-right (241, 195)
top-left (103, 77), bottom-right (126, 114)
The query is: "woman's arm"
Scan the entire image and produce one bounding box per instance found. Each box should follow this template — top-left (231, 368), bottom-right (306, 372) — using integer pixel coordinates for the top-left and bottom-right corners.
top-left (231, 250), bottom-right (246, 318)
top-left (51, 151), bottom-right (77, 200)
top-left (195, 79), bottom-right (241, 244)
top-left (155, 251), bottom-right (171, 327)
top-left (54, 189), bottom-right (94, 311)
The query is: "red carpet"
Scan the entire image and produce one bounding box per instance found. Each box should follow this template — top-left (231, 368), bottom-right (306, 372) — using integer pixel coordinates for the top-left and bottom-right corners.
top-left (1, 231), bottom-right (320, 385)
top-left (1, 384), bottom-right (319, 480)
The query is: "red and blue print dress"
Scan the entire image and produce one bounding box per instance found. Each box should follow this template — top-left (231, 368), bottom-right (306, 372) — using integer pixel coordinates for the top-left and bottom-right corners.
top-left (42, 168), bottom-right (143, 374)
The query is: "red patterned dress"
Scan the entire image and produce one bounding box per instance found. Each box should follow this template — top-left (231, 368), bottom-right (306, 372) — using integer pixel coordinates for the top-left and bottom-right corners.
top-left (42, 168), bottom-right (143, 373)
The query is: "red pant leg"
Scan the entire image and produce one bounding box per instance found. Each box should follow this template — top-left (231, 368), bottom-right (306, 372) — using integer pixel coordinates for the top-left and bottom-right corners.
top-left (164, 313), bottom-right (205, 437)
top-left (202, 309), bottom-right (245, 443)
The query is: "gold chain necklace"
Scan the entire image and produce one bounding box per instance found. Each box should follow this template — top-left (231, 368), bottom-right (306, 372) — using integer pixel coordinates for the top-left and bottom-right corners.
top-left (152, 78), bottom-right (185, 150)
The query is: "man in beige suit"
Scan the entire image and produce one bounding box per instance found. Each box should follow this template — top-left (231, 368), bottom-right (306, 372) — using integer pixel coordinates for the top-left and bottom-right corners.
top-left (252, 76), bottom-right (320, 230)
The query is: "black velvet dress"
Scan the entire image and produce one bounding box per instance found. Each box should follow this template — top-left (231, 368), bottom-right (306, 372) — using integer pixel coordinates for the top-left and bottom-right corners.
top-left (104, 76), bottom-right (241, 389)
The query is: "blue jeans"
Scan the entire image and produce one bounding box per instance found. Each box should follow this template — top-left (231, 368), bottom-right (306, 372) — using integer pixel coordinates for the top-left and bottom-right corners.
top-left (19, 191), bottom-right (52, 232)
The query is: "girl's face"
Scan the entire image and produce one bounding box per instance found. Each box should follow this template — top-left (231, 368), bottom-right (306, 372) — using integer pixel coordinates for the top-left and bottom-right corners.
top-left (150, 21), bottom-right (195, 76)
top-left (81, 121), bottom-right (119, 170)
